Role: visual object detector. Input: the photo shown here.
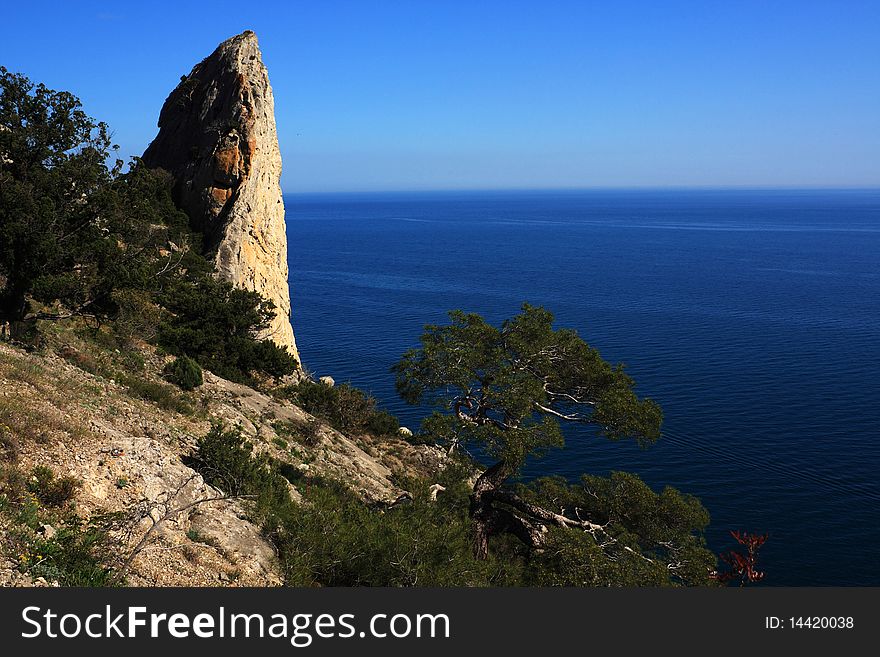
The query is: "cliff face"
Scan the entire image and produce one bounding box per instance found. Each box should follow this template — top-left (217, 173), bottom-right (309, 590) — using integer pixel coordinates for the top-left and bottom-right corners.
top-left (143, 31), bottom-right (298, 361)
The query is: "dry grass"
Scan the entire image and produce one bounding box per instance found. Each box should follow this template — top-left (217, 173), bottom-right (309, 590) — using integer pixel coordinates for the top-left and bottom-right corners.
top-left (0, 400), bottom-right (55, 444)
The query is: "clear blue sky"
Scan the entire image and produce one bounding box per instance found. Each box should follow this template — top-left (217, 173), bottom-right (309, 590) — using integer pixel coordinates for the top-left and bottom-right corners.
top-left (3, 1), bottom-right (879, 191)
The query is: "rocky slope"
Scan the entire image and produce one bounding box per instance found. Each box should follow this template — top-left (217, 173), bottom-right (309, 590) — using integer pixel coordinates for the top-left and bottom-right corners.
top-left (0, 336), bottom-right (440, 587)
top-left (142, 31), bottom-right (297, 359)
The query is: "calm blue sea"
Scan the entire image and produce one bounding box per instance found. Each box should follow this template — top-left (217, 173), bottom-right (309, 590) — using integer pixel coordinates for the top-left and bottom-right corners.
top-left (285, 189), bottom-right (880, 586)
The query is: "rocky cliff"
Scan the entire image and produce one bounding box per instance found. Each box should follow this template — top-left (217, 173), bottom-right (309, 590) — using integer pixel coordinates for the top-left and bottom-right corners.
top-left (143, 31), bottom-right (298, 361)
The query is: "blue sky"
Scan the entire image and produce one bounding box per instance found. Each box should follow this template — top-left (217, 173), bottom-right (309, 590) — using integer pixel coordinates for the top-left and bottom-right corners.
top-left (3, 1), bottom-right (879, 191)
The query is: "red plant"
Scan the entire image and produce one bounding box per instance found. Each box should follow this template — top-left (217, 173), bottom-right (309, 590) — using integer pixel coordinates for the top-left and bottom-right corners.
top-left (711, 530), bottom-right (768, 586)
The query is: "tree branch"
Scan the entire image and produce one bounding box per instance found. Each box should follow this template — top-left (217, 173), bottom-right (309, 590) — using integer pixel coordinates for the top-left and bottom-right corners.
top-left (110, 474), bottom-right (255, 585)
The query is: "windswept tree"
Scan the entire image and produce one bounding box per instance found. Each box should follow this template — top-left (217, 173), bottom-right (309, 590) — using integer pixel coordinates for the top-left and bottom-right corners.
top-left (395, 304), bottom-right (716, 583)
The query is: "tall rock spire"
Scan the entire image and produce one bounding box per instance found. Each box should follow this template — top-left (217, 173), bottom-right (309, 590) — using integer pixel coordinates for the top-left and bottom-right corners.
top-left (143, 31), bottom-right (298, 363)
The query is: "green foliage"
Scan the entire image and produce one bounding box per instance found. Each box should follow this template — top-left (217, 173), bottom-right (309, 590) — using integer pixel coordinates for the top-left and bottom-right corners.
top-left (395, 303), bottom-right (662, 467)
top-left (15, 516), bottom-right (116, 586)
top-left (111, 288), bottom-right (162, 345)
top-left (158, 277), bottom-right (298, 384)
top-left (279, 479), bottom-right (508, 587)
top-left (1, 69), bottom-right (298, 385)
top-left (0, 66), bottom-right (116, 322)
top-left (365, 409), bottom-right (400, 436)
top-left (28, 465), bottom-right (79, 508)
top-left (278, 380), bottom-right (399, 436)
top-left (1, 464), bottom-right (117, 586)
top-left (273, 418), bottom-right (322, 447)
top-left (164, 355), bottom-right (203, 391)
top-left (392, 305), bottom-right (715, 582)
top-left (190, 424), bottom-right (513, 586)
top-left (0, 67), bottom-right (193, 325)
top-left (190, 423), bottom-right (715, 586)
top-left (521, 473), bottom-right (716, 586)
top-left (193, 424), bottom-right (291, 520)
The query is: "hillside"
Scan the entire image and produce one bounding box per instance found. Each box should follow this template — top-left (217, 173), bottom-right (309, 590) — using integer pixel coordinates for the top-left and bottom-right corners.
top-left (0, 327), bottom-right (442, 586)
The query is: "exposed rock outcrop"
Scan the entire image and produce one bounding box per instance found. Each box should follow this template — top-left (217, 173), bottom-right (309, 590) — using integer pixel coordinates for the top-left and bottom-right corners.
top-left (143, 31), bottom-right (298, 361)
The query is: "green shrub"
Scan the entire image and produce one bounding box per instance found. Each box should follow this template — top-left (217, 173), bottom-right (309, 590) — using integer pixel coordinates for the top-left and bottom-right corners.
top-left (277, 479), bottom-right (510, 587)
top-left (164, 355), bottom-right (203, 390)
top-left (28, 466), bottom-right (79, 508)
top-left (7, 512), bottom-right (117, 587)
top-left (157, 277), bottom-right (298, 385)
top-left (278, 381), bottom-right (400, 436)
top-left (25, 517), bottom-right (116, 586)
top-left (111, 288), bottom-right (161, 345)
top-left (121, 349), bottom-right (146, 372)
top-left (192, 424), bottom-right (291, 521)
top-left (1, 463), bottom-right (118, 586)
top-left (273, 418), bottom-right (321, 447)
top-left (365, 409), bottom-right (400, 436)
top-left (274, 460), bottom-right (306, 486)
top-left (296, 419), bottom-right (322, 447)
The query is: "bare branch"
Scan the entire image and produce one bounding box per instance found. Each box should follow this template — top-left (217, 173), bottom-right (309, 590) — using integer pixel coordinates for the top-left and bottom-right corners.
top-left (110, 474), bottom-right (254, 585)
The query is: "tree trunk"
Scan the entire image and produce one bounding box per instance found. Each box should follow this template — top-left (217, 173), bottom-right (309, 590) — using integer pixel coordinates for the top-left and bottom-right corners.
top-left (473, 513), bottom-right (491, 560)
top-left (469, 460), bottom-right (511, 560)
top-left (469, 458), bottom-right (604, 559)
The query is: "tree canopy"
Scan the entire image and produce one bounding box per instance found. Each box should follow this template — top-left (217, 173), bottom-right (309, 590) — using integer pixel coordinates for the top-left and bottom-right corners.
top-left (395, 304), bottom-right (715, 583)
top-left (0, 66), bottom-right (192, 326)
top-left (395, 303), bottom-right (662, 462)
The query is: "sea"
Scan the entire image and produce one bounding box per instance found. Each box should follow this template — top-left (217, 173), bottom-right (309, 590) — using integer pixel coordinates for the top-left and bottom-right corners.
top-left (284, 189), bottom-right (880, 586)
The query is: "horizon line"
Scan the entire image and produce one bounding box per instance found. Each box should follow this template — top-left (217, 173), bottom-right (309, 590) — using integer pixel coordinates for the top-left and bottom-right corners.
top-left (282, 184), bottom-right (880, 196)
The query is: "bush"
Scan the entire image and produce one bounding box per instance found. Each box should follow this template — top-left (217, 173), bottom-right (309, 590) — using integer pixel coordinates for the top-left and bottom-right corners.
top-left (192, 424), bottom-right (291, 521)
top-left (28, 466), bottom-right (79, 508)
top-left (278, 381), bottom-right (400, 436)
top-left (157, 277), bottom-right (298, 385)
top-left (164, 355), bottom-right (203, 391)
top-left (277, 483), bottom-right (477, 586)
top-left (21, 516), bottom-right (116, 586)
top-left (1, 461), bottom-right (118, 586)
top-left (0, 68), bottom-right (196, 331)
top-left (111, 288), bottom-right (161, 345)
top-left (273, 418), bottom-right (321, 447)
top-left (365, 410), bottom-right (400, 436)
